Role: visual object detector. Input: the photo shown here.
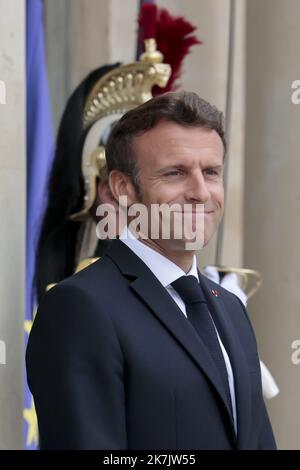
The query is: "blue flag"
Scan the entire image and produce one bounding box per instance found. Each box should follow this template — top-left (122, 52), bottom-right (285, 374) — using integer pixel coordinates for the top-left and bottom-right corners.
top-left (25, 0), bottom-right (54, 449)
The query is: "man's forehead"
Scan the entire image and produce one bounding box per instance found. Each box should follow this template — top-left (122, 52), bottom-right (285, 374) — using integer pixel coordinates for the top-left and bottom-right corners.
top-left (135, 119), bottom-right (220, 138)
top-left (132, 122), bottom-right (224, 157)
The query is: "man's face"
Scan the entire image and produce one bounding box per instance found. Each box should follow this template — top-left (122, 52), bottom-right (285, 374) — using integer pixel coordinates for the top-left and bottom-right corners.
top-left (129, 120), bottom-right (225, 251)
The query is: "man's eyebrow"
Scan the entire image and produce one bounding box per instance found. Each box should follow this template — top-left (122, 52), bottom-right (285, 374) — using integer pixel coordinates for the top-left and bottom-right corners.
top-left (203, 164), bottom-right (224, 170)
top-left (156, 163), bottom-right (224, 172)
top-left (155, 163), bottom-right (192, 172)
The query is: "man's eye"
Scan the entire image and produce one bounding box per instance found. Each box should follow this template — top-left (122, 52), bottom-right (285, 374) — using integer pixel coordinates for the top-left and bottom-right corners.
top-left (205, 169), bottom-right (220, 177)
top-left (165, 170), bottom-right (182, 177)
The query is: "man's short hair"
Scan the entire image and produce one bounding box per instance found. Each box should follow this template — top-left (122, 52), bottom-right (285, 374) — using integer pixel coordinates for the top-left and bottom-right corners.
top-left (105, 91), bottom-right (226, 189)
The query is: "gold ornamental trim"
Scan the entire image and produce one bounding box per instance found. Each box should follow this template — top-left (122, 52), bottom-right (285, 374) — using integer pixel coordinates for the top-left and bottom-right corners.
top-left (83, 39), bottom-right (171, 129)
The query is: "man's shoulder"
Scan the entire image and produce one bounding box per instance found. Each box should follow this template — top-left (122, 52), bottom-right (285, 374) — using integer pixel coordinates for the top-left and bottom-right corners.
top-left (41, 252), bottom-right (123, 309)
top-left (65, 249), bottom-right (123, 288)
top-left (34, 253), bottom-right (125, 334)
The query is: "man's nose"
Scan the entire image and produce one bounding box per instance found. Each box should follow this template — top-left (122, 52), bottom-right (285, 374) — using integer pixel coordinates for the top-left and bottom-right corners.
top-left (185, 171), bottom-right (210, 203)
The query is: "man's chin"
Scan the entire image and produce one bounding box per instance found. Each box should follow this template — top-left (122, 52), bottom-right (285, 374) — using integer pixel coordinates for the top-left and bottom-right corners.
top-left (163, 237), bottom-right (205, 252)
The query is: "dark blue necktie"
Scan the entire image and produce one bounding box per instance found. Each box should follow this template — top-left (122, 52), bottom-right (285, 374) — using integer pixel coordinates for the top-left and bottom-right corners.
top-left (172, 275), bottom-right (232, 414)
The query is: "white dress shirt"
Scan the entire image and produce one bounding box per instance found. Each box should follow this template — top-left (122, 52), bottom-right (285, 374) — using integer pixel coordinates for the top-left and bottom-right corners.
top-left (120, 227), bottom-right (237, 433)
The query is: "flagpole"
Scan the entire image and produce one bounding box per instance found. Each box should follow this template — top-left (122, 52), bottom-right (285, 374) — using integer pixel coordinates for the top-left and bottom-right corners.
top-left (215, 0), bottom-right (236, 266)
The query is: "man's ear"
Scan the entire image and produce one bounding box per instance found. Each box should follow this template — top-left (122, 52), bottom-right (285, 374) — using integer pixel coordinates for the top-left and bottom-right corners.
top-left (108, 170), bottom-right (137, 206)
top-left (97, 179), bottom-right (118, 210)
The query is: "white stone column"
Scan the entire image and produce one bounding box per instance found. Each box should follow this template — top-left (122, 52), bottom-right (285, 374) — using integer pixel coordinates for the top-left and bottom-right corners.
top-left (0, 0), bottom-right (25, 449)
top-left (245, 0), bottom-right (300, 449)
top-left (46, 0), bottom-right (139, 133)
top-left (46, 0), bottom-right (112, 132)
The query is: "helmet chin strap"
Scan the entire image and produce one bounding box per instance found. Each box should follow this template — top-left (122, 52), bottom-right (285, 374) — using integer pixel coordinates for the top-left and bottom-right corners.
top-left (69, 114), bottom-right (123, 222)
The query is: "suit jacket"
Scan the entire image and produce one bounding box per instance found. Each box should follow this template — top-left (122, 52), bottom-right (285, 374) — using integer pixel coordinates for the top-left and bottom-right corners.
top-left (26, 239), bottom-right (276, 450)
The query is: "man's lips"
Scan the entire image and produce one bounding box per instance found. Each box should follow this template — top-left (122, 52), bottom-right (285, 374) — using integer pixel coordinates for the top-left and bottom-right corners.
top-left (159, 206), bottom-right (216, 215)
top-left (166, 210), bottom-right (215, 214)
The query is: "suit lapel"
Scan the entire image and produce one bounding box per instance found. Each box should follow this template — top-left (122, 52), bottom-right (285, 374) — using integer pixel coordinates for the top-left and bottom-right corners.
top-left (199, 274), bottom-right (252, 449)
top-left (106, 239), bottom-right (235, 435)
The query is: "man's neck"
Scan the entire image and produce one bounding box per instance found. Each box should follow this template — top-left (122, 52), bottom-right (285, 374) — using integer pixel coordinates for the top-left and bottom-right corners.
top-left (138, 237), bottom-right (195, 274)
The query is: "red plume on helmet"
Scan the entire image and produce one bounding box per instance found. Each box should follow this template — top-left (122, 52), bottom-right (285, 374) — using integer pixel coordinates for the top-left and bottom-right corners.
top-left (138, 3), bottom-right (202, 94)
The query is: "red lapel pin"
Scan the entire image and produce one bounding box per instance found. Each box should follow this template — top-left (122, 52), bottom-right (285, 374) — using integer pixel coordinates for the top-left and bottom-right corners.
top-left (211, 289), bottom-right (220, 297)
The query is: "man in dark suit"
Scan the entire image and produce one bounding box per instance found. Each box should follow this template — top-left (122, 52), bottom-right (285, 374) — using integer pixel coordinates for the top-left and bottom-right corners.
top-left (26, 91), bottom-right (276, 450)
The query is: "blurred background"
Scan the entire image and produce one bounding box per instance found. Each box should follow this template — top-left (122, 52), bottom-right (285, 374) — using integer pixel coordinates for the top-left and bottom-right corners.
top-left (0, 0), bottom-right (300, 449)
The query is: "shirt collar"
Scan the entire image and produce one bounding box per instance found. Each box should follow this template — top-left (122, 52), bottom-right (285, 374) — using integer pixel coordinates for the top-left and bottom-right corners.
top-left (119, 227), bottom-right (199, 288)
